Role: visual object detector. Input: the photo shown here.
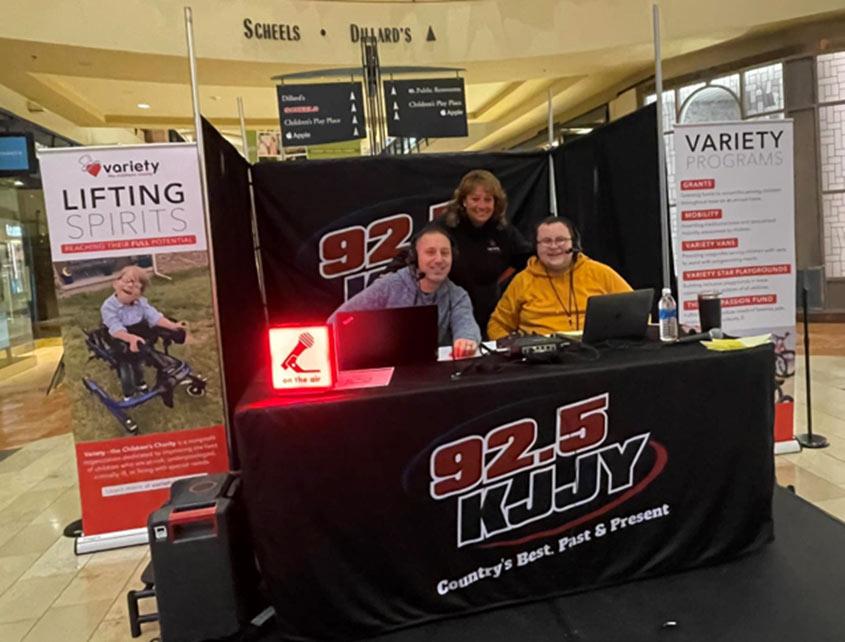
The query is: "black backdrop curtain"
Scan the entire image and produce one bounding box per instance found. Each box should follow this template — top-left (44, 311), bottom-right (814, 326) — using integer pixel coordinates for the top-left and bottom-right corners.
top-left (553, 103), bottom-right (664, 293)
top-left (205, 105), bottom-right (665, 416)
top-left (252, 152), bottom-right (550, 322)
top-left (202, 119), bottom-right (265, 463)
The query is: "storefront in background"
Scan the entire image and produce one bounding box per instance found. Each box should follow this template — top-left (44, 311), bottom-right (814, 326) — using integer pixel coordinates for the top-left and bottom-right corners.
top-left (0, 115), bottom-right (74, 375)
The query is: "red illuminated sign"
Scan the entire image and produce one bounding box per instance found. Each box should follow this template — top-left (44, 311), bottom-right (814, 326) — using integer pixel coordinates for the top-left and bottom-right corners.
top-left (268, 325), bottom-right (335, 391)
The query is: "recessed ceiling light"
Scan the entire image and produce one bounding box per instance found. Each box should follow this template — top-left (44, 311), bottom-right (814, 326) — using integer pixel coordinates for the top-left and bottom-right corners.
top-left (137, 103), bottom-right (151, 109)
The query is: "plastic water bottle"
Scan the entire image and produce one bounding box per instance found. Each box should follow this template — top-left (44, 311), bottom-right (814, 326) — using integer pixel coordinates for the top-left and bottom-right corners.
top-left (658, 288), bottom-right (678, 343)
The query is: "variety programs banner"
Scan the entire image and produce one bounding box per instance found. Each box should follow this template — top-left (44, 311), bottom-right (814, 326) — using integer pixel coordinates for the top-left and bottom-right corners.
top-left (674, 121), bottom-right (796, 443)
top-left (39, 143), bottom-right (228, 537)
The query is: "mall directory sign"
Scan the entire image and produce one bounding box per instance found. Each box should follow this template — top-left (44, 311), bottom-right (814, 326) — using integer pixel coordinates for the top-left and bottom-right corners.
top-left (384, 78), bottom-right (468, 139)
top-left (277, 82), bottom-right (366, 147)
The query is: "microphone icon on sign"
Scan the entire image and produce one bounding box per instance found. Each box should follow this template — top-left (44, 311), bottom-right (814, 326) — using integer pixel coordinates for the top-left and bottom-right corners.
top-left (281, 333), bottom-right (320, 373)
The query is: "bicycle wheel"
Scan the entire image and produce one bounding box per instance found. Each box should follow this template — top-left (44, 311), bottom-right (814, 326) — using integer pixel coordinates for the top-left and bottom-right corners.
top-left (783, 350), bottom-right (796, 378)
top-left (775, 354), bottom-right (789, 378)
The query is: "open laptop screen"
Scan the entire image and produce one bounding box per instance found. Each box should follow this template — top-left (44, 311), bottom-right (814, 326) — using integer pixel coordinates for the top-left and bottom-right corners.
top-left (582, 289), bottom-right (655, 345)
top-left (333, 305), bottom-right (438, 370)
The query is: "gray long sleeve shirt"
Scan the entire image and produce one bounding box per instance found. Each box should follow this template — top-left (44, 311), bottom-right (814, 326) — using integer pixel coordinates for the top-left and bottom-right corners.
top-left (328, 267), bottom-right (481, 346)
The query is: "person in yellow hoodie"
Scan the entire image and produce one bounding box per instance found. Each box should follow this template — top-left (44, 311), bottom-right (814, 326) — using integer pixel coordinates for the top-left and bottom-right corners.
top-left (487, 216), bottom-right (632, 339)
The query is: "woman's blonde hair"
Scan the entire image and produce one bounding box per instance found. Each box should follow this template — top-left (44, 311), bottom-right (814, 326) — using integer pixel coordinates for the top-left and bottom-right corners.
top-left (442, 169), bottom-right (508, 229)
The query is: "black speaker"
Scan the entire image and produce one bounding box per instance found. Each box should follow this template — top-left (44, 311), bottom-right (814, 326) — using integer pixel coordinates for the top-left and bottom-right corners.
top-left (148, 473), bottom-right (260, 642)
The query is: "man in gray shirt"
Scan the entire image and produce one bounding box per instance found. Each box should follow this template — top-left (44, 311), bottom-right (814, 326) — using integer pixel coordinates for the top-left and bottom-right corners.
top-left (329, 225), bottom-right (480, 358)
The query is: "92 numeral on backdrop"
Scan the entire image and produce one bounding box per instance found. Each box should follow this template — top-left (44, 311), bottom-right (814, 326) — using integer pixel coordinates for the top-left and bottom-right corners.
top-left (429, 394), bottom-right (610, 499)
top-left (319, 214), bottom-right (413, 279)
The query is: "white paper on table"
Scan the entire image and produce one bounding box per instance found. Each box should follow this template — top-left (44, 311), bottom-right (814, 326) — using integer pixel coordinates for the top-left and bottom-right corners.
top-left (335, 367), bottom-right (395, 389)
top-left (437, 340), bottom-right (501, 362)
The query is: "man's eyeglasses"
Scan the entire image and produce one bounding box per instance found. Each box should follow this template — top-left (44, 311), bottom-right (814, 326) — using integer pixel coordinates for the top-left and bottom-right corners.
top-left (537, 237), bottom-right (572, 247)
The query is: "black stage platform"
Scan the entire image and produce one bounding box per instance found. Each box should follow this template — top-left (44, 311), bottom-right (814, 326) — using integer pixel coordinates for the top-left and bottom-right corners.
top-left (245, 486), bottom-right (843, 642)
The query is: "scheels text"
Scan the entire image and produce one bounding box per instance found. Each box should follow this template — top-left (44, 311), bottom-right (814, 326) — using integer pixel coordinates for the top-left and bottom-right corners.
top-left (242, 19), bottom-right (301, 41)
top-left (428, 393), bottom-right (651, 547)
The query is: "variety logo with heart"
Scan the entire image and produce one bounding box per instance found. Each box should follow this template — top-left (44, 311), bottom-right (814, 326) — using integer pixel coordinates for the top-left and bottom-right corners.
top-left (75, 154), bottom-right (161, 178)
top-left (78, 154), bottom-right (102, 177)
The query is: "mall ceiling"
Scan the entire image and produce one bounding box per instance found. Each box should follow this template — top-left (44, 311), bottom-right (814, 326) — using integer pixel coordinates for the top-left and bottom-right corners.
top-left (1, 1), bottom-right (844, 151)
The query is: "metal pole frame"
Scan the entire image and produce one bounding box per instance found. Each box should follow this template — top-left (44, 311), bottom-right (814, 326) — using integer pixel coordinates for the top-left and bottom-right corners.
top-left (237, 96), bottom-right (271, 328)
top-left (360, 39), bottom-right (372, 154)
top-left (236, 96), bottom-right (248, 159)
top-left (652, 4), bottom-right (672, 291)
top-left (796, 286), bottom-right (828, 448)
top-left (547, 88), bottom-right (558, 216)
top-left (184, 6), bottom-right (233, 455)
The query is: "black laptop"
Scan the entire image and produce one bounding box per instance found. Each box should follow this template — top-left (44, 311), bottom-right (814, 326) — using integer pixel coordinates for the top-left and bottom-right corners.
top-left (581, 289), bottom-right (655, 345)
top-left (333, 305), bottom-right (439, 370)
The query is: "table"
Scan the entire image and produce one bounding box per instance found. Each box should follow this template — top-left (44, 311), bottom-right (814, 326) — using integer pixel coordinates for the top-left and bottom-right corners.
top-left (234, 343), bottom-right (775, 641)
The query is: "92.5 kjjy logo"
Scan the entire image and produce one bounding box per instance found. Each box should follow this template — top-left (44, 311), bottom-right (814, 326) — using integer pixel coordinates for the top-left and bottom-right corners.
top-left (428, 393), bottom-right (667, 547)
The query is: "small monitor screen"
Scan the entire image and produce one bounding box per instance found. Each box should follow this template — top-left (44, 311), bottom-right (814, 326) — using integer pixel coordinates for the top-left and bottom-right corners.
top-left (0, 133), bottom-right (35, 175)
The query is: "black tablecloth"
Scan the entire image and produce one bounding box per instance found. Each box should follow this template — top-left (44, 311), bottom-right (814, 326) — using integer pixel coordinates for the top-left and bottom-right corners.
top-left (234, 343), bottom-right (775, 641)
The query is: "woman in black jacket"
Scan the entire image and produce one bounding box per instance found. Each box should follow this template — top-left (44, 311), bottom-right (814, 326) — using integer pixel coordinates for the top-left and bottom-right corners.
top-left (440, 169), bottom-right (532, 337)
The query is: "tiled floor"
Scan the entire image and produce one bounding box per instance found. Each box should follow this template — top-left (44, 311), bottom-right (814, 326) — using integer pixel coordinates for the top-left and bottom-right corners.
top-left (0, 346), bottom-right (71, 450)
top-left (1, 330), bottom-right (844, 642)
top-left (0, 429), bottom-right (157, 642)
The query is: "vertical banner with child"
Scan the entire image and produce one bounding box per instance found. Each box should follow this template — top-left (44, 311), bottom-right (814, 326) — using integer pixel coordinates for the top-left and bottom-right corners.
top-left (674, 121), bottom-right (797, 451)
top-left (39, 143), bottom-right (229, 547)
